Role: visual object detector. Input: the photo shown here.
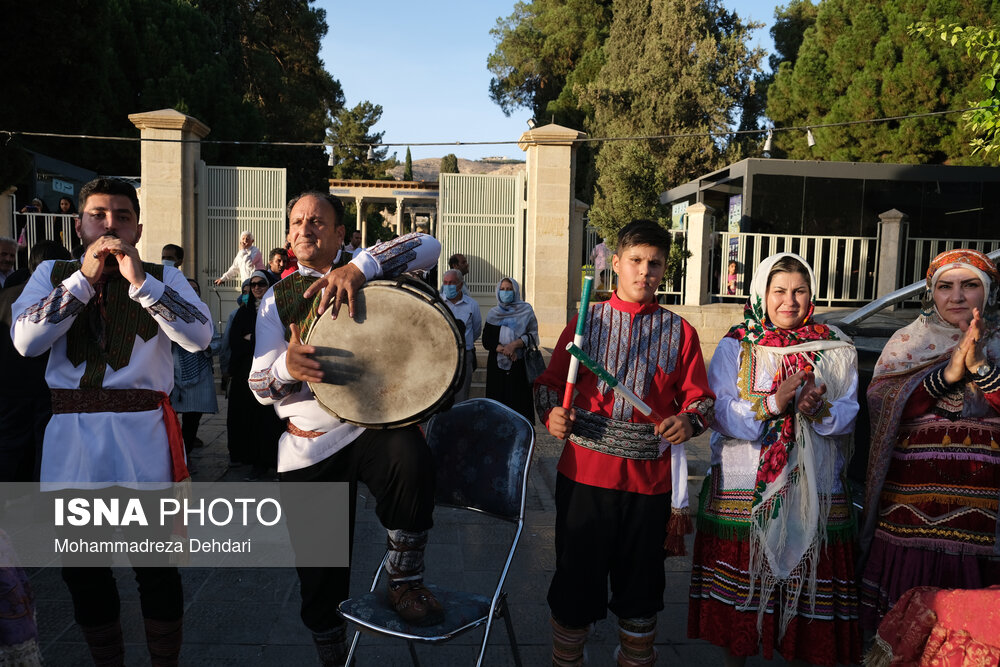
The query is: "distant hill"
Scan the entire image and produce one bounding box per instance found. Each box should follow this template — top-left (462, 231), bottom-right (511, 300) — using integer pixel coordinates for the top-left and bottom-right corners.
top-left (387, 157), bottom-right (526, 182)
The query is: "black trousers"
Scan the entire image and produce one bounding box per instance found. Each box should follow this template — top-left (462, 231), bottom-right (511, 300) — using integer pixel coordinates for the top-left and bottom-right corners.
top-left (61, 566), bottom-right (183, 626)
top-left (547, 473), bottom-right (670, 627)
top-left (56, 489), bottom-right (184, 626)
top-left (280, 425), bottom-right (435, 633)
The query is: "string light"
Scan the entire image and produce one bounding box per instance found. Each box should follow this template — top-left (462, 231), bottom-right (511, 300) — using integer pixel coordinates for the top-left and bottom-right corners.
top-left (2, 105), bottom-right (996, 150)
top-left (806, 128), bottom-right (816, 148)
top-left (762, 129), bottom-right (772, 154)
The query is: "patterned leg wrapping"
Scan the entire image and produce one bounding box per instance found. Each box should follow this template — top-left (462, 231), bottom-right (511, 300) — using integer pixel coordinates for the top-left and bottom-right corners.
top-left (312, 624), bottom-right (348, 666)
top-left (615, 616), bottom-right (657, 666)
top-left (80, 619), bottom-right (125, 667)
top-left (143, 617), bottom-right (183, 667)
top-left (551, 615), bottom-right (590, 667)
top-left (384, 529), bottom-right (427, 583)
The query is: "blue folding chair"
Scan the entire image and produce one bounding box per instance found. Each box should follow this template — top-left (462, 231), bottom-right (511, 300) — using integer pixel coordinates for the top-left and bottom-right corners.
top-left (338, 398), bottom-right (535, 666)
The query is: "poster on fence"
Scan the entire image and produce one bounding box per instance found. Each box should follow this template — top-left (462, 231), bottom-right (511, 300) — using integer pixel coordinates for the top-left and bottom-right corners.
top-left (728, 195), bottom-right (742, 233)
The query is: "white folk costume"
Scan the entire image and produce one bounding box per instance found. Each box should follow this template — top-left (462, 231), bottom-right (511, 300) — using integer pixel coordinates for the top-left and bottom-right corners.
top-left (688, 253), bottom-right (861, 666)
top-left (11, 260), bottom-right (212, 486)
top-left (250, 236), bottom-right (440, 472)
top-left (251, 232), bottom-right (445, 640)
top-left (534, 292), bottom-right (714, 667)
top-left (11, 252), bottom-right (212, 666)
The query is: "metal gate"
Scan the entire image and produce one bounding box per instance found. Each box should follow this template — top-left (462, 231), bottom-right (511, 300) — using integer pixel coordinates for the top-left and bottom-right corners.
top-left (436, 172), bottom-right (526, 298)
top-left (197, 163), bottom-right (286, 330)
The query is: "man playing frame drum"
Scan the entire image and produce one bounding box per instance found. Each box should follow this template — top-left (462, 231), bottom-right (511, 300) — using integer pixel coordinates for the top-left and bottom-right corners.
top-left (249, 192), bottom-right (443, 665)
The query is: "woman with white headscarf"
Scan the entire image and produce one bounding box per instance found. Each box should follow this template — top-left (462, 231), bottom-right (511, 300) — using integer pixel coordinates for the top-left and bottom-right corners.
top-left (214, 230), bottom-right (264, 285)
top-left (861, 249), bottom-right (1000, 631)
top-left (688, 252), bottom-right (861, 666)
top-left (482, 277), bottom-right (538, 424)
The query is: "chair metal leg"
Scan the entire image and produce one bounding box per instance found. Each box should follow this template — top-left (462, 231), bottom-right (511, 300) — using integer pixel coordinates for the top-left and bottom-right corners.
top-left (407, 639), bottom-right (420, 666)
top-left (345, 629), bottom-right (361, 667)
top-left (345, 550), bottom-right (391, 665)
top-left (500, 598), bottom-right (523, 667)
top-left (476, 593), bottom-right (521, 667)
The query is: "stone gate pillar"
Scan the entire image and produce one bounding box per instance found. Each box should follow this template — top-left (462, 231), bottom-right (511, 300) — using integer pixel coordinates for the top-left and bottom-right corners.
top-left (128, 109), bottom-right (210, 278)
top-left (877, 208), bottom-right (909, 302)
top-left (518, 123), bottom-right (587, 346)
top-left (684, 202), bottom-right (715, 306)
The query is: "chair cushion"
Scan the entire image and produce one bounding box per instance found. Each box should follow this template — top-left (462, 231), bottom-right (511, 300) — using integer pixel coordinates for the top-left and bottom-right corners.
top-left (339, 584), bottom-right (493, 639)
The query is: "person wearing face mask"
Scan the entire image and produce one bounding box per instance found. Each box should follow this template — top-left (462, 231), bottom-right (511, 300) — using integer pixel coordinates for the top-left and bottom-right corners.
top-left (161, 243), bottom-right (183, 270)
top-left (860, 249), bottom-right (1000, 633)
top-left (225, 270), bottom-right (283, 477)
top-left (441, 269), bottom-right (481, 404)
top-left (482, 277), bottom-right (537, 424)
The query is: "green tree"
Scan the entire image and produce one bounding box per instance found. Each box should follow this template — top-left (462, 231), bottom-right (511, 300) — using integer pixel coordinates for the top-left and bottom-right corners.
top-left (403, 147), bottom-right (413, 181)
top-left (0, 0), bottom-right (344, 194)
top-left (328, 102), bottom-right (394, 180)
top-left (767, 0), bottom-right (998, 163)
top-left (583, 0), bottom-right (763, 240)
top-left (487, 0), bottom-right (612, 122)
top-left (911, 22), bottom-right (1000, 159)
top-left (439, 154), bottom-right (459, 174)
top-left (488, 0), bottom-right (611, 199)
top-left (735, 0), bottom-right (819, 157)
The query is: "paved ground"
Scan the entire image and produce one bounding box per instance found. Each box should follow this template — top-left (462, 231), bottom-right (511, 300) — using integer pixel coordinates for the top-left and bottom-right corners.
top-left (29, 397), bottom-right (801, 666)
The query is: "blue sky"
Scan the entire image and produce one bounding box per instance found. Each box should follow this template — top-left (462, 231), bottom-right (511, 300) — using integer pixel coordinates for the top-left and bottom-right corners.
top-left (316, 0), bottom-right (778, 162)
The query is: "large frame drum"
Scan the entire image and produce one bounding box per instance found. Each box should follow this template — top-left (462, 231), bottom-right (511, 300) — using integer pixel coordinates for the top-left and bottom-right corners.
top-left (305, 277), bottom-right (465, 428)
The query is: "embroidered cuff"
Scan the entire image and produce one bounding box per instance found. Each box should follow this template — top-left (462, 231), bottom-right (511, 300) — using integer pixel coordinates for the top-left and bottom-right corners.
top-left (923, 367), bottom-right (957, 399)
top-left (249, 365), bottom-right (300, 400)
top-left (973, 365), bottom-right (1000, 394)
top-left (680, 397), bottom-right (714, 437)
top-left (20, 284), bottom-right (85, 324)
top-left (753, 393), bottom-right (780, 421)
top-left (801, 398), bottom-right (832, 423)
top-left (145, 285), bottom-right (209, 324)
top-left (534, 384), bottom-right (561, 425)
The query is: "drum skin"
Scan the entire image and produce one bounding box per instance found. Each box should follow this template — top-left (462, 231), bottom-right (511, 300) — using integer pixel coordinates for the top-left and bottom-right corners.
top-left (305, 279), bottom-right (463, 428)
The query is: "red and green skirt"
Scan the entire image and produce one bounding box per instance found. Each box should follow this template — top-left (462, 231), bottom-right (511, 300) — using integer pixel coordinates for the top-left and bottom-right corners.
top-left (860, 417), bottom-right (1000, 630)
top-left (688, 470), bottom-right (861, 666)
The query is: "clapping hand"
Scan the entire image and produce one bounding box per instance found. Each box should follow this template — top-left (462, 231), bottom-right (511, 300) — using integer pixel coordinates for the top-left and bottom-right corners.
top-left (774, 369), bottom-right (808, 413)
top-left (797, 372), bottom-right (828, 416)
top-left (945, 307), bottom-right (987, 384)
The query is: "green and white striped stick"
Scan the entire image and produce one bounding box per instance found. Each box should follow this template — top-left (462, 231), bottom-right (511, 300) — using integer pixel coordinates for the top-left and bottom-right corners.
top-left (565, 342), bottom-right (665, 423)
top-left (562, 276), bottom-right (594, 409)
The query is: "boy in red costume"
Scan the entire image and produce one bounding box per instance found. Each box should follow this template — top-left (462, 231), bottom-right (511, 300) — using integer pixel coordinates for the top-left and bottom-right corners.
top-left (534, 219), bottom-right (714, 666)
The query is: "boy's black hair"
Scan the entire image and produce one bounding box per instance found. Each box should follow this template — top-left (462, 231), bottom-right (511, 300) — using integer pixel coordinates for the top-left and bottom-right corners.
top-left (615, 219), bottom-right (671, 256)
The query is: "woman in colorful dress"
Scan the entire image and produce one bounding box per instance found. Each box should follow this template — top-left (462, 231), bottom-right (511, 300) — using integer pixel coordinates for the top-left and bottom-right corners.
top-left (860, 248), bottom-right (1000, 630)
top-left (688, 252), bottom-right (861, 666)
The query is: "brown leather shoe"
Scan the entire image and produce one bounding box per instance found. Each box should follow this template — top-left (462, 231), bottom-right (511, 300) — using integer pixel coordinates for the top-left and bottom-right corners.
top-left (387, 581), bottom-right (444, 626)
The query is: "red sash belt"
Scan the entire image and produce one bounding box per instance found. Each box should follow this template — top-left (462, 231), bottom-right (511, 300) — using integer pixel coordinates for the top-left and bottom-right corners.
top-left (50, 388), bottom-right (190, 482)
top-left (287, 421), bottom-right (325, 439)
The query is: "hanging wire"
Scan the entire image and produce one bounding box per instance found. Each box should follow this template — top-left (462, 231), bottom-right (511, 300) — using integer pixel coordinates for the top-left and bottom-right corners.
top-left (2, 104), bottom-right (996, 150)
